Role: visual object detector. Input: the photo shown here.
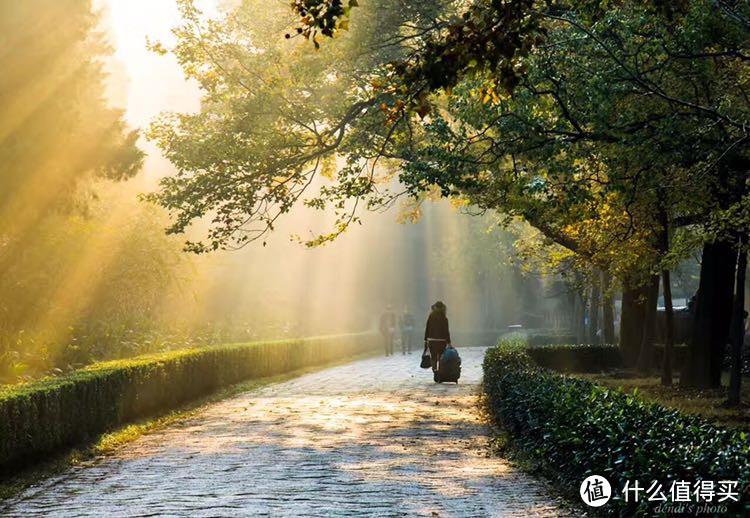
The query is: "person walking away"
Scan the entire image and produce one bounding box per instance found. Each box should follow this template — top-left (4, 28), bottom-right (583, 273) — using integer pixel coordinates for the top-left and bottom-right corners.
top-left (400, 306), bottom-right (415, 355)
top-left (380, 305), bottom-right (396, 356)
top-left (424, 301), bottom-right (451, 382)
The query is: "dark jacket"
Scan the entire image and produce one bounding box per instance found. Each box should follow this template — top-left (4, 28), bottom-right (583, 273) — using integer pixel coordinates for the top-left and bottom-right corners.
top-left (424, 311), bottom-right (450, 342)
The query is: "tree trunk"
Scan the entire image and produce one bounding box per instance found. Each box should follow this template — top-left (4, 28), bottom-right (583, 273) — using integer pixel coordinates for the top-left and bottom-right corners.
top-left (573, 291), bottom-right (586, 343)
top-left (602, 271), bottom-right (616, 344)
top-left (620, 282), bottom-right (648, 368)
top-left (682, 240), bottom-right (737, 389)
top-left (728, 239), bottom-right (747, 406)
top-left (589, 272), bottom-right (601, 344)
top-left (567, 289), bottom-right (577, 334)
top-left (661, 269), bottom-right (675, 386)
top-left (636, 274), bottom-right (660, 373)
top-left (658, 202), bottom-right (675, 386)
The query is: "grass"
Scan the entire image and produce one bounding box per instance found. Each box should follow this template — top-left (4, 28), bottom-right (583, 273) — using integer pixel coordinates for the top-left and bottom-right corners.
top-left (579, 371), bottom-right (750, 431)
top-left (0, 349), bottom-right (378, 502)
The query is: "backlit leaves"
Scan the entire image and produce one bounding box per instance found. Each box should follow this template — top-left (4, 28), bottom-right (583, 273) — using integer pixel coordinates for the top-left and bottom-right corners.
top-left (287, 0), bottom-right (359, 45)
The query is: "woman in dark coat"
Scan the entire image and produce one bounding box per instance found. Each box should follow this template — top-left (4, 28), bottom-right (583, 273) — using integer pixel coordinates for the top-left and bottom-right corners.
top-left (424, 301), bottom-right (451, 380)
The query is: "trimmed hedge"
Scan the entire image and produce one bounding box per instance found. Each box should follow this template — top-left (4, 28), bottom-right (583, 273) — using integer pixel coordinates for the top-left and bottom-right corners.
top-left (516, 330), bottom-right (689, 372)
top-left (0, 333), bottom-right (378, 474)
top-left (527, 343), bottom-right (622, 372)
top-left (483, 336), bottom-right (750, 515)
top-left (526, 330), bottom-right (577, 346)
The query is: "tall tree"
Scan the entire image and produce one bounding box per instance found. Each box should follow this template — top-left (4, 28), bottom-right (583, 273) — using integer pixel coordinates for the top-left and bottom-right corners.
top-left (0, 0), bottom-right (142, 223)
top-left (150, 0), bottom-right (750, 382)
top-left (0, 0), bottom-right (143, 349)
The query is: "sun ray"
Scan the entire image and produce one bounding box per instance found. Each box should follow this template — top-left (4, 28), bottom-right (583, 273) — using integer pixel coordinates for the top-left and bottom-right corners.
top-left (33, 182), bottom-right (145, 347)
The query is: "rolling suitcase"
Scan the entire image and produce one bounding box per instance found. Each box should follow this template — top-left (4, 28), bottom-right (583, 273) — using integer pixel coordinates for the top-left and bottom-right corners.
top-left (437, 345), bottom-right (461, 383)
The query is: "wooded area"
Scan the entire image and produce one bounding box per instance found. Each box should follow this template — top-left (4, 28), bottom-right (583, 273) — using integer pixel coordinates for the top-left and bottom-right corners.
top-left (146, 0), bottom-right (750, 401)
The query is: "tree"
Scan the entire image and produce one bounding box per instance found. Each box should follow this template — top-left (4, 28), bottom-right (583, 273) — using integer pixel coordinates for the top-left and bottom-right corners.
top-left (390, 0), bottom-right (750, 381)
top-left (150, 0), bottom-right (750, 387)
top-left (0, 0), bottom-right (144, 299)
top-left (146, 0), bottom-right (446, 250)
top-left (728, 236), bottom-right (747, 405)
top-left (0, 0), bottom-right (143, 225)
top-left (0, 0), bottom-right (144, 377)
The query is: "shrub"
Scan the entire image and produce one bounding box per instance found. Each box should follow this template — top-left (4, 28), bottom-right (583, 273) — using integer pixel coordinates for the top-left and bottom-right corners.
top-left (527, 343), bottom-right (622, 372)
top-left (513, 331), bottom-right (689, 373)
top-left (526, 329), bottom-right (577, 346)
top-left (0, 333), bottom-right (378, 475)
top-left (483, 337), bottom-right (750, 516)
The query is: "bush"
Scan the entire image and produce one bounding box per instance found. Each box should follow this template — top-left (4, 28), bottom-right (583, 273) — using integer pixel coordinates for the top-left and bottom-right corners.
top-left (512, 331), bottom-right (688, 373)
top-left (527, 343), bottom-right (622, 372)
top-left (526, 329), bottom-right (577, 346)
top-left (483, 337), bottom-right (750, 516)
top-left (0, 333), bottom-right (378, 475)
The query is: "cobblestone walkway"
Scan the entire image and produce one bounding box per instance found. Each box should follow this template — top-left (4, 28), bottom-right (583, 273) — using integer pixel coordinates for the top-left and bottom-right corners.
top-left (3, 347), bottom-right (568, 517)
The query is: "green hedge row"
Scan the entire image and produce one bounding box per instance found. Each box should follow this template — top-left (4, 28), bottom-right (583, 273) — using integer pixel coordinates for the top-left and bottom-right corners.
top-left (526, 330), bottom-right (577, 346)
top-left (0, 333), bottom-right (379, 474)
top-left (516, 330), bottom-right (688, 372)
top-left (483, 336), bottom-right (750, 515)
top-left (527, 343), bottom-right (622, 372)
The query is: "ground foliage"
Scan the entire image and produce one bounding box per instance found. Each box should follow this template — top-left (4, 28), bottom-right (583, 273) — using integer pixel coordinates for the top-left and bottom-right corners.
top-left (483, 335), bottom-right (750, 516)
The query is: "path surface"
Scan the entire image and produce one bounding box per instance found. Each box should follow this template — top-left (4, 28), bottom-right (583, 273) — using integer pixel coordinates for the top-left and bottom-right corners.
top-left (3, 347), bottom-right (568, 517)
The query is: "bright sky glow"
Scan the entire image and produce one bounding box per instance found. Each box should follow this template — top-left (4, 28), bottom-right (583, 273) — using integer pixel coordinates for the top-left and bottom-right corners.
top-left (100, 0), bottom-right (216, 127)
top-left (98, 0), bottom-right (220, 182)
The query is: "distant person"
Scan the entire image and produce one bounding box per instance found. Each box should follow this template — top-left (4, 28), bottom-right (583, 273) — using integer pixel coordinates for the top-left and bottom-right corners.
top-left (424, 301), bottom-right (451, 381)
top-left (380, 305), bottom-right (396, 356)
top-left (400, 306), bottom-right (415, 355)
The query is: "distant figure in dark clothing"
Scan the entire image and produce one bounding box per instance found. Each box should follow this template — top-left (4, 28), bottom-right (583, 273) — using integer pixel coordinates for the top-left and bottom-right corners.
top-left (380, 305), bottom-right (396, 356)
top-left (424, 301), bottom-right (451, 381)
top-left (400, 306), bottom-right (415, 355)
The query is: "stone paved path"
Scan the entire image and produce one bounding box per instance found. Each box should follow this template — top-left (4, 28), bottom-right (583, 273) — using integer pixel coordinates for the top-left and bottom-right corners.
top-left (3, 347), bottom-right (568, 517)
